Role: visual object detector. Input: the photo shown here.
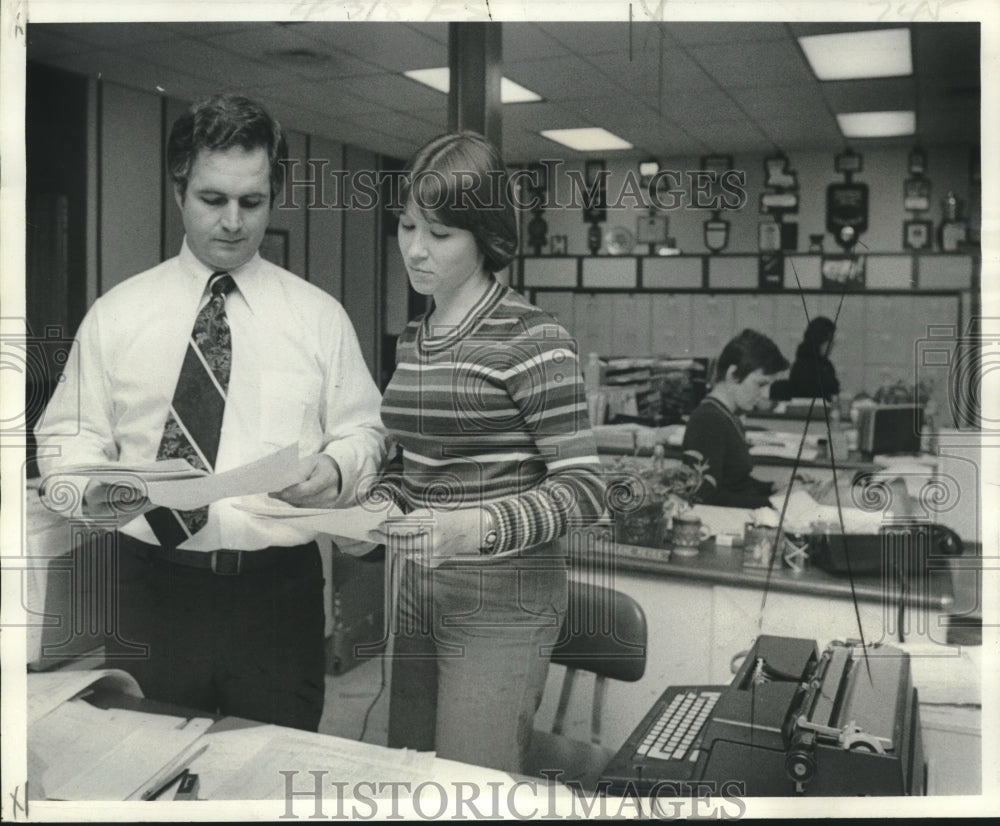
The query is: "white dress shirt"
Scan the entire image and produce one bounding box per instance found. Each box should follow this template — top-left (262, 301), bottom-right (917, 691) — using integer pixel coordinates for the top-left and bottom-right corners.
top-left (35, 240), bottom-right (386, 551)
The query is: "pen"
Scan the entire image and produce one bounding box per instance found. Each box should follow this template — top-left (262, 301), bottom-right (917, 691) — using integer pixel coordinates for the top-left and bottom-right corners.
top-left (141, 743), bottom-right (208, 801)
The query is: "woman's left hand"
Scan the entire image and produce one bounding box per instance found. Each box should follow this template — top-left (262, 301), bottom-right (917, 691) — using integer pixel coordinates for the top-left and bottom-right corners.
top-left (373, 507), bottom-right (492, 566)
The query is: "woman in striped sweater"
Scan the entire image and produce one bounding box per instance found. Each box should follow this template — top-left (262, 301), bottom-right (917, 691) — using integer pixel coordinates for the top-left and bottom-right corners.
top-left (375, 132), bottom-right (606, 773)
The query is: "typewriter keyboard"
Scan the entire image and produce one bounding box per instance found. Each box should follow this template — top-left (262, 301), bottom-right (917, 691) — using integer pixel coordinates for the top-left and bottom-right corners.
top-left (636, 690), bottom-right (721, 762)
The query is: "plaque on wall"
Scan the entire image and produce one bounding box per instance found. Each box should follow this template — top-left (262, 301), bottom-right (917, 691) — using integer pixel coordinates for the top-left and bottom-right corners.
top-left (825, 182), bottom-right (869, 248)
top-left (940, 221), bottom-right (968, 252)
top-left (835, 149), bottom-right (863, 175)
top-left (636, 213), bottom-right (668, 244)
top-left (758, 221), bottom-right (781, 252)
top-left (904, 177), bottom-right (930, 212)
top-left (605, 226), bottom-right (636, 255)
top-left (759, 252), bottom-right (783, 289)
top-left (903, 220), bottom-right (932, 251)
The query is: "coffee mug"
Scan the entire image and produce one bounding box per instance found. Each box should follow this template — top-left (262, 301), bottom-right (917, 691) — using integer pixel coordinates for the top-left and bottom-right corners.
top-left (743, 522), bottom-right (780, 568)
top-left (671, 515), bottom-right (710, 556)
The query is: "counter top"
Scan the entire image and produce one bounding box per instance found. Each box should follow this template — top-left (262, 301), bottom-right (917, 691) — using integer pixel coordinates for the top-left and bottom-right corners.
top-left (569, 531), bottom-right (960, 611)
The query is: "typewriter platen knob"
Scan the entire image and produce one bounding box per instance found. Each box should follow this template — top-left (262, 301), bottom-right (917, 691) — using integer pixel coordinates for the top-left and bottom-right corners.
top-left (785, 748), bottom-right (816, 789)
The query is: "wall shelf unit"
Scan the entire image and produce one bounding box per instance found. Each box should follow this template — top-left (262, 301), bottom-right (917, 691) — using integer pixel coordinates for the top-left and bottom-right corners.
top-left (515, 253), bottom-right (976, 430)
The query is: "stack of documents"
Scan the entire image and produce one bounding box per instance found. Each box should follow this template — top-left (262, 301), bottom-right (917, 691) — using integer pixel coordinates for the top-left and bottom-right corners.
top-left (39, 444), bottom-right (304, 511)
top-left (28, 669), bottom-right (213, 801)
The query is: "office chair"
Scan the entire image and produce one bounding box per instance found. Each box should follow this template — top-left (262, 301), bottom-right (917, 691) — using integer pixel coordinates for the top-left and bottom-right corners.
top-left (525, 583), bottom-right (647, 791)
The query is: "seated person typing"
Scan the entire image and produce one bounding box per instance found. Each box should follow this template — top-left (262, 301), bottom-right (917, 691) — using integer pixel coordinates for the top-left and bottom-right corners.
top-left (682, 330), bottom-right (789, 508)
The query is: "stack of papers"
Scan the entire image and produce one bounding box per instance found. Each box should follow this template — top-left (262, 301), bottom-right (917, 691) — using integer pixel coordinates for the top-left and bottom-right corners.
top-left (28, 669), bottom-right (213, 801)
top-left (39, 444), bottom-right (304, 510)
top-left (746, 430), bottom-right (819, 462)
top-left (233, 494), bottom-right (402, 550)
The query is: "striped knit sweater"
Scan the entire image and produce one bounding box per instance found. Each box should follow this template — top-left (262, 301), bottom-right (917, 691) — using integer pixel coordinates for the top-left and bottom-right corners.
top-left (381, 279), bottom-right (606, 556)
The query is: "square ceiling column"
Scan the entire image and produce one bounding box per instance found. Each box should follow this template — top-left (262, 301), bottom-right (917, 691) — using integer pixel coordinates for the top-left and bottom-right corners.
top-left (448, 22), bottom-right (503, 151)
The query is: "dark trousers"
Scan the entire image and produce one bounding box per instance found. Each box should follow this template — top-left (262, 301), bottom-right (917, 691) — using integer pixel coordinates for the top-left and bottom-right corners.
top-left (104, 534), bottom-right (326, 731)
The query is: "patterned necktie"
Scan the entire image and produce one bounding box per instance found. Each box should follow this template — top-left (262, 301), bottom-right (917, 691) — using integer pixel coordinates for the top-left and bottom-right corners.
top-left (146, 272), bottom-right (236, 546)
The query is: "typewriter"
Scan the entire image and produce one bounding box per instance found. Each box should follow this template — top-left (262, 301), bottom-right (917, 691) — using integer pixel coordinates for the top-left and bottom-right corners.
top-left (600, 635), bottom-right (926, 796)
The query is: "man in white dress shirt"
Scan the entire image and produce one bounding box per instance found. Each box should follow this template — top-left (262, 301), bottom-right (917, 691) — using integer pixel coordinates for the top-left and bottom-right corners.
top-left (34, 94), bottom-right (386, 731)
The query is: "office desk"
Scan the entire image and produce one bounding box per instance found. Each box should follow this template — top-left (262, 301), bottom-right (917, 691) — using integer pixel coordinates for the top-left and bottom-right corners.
top-left (536, 515), bottom-right (982, 791)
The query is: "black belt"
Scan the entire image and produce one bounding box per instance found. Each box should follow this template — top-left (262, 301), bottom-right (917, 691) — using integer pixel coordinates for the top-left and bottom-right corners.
top-left (123, 538), bottom-right (317, 576)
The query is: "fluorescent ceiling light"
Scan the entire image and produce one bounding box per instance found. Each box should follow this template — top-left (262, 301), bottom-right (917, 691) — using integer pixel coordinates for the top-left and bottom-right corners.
top-left (403, 68), bottom-right (542, 103)
top-left (540, 128), bottom-right (633, 151)
top-left (837, 110), bottom-right (915, 138)
top-left (500, 78), bottom-right (543, 104)
top-left (799, 27), bottom-right (912, 80)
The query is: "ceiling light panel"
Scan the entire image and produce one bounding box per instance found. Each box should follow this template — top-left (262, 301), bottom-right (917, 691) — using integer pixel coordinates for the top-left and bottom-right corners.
top-left (539, 127), bottom-right (633, 151)
top-left (403, 68), bottom-right (541, 103)
top-left (799, 27), bottom-right (912, 81)
top-left (837, 110), bottom-right (916, 137)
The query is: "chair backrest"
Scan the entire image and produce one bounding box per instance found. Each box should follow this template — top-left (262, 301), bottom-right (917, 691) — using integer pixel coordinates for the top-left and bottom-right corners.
top-left (549, 582), bottom-right (647, 682)
top-left (545, 582), bottom-right (647, 745)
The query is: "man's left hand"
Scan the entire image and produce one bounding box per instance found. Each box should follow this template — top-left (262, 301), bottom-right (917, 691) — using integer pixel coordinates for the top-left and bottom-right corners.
top-left (270, 454), bottom-right (342, 508)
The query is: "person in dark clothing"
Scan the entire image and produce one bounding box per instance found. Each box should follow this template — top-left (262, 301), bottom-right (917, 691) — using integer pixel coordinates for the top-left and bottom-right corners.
top-left (683, 329), bottom-right (789, 508)
top-left (788, 316), bottom-right (840, 400)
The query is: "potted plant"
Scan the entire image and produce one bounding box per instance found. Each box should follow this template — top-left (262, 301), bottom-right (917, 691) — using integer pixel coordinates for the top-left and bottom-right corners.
top-left (608, 448), bottom-right (708, 549)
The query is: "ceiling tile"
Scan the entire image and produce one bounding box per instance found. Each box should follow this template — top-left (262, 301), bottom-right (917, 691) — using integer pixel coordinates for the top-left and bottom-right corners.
top-left (247, 80), bottom-right (373, 117)
top-left (119, 37), bottom-right (285, 88)
top-left (689, 39), bottom-right (811, 88)
top-left (622, 122), bottom-right (704, 156)
top-left (327, 73), bottom-right (447, 111)
top-left (502, 23), bottom-right (571, 62)
top-left (511, 55), bottom-right (628, 100)
top-left (504, 131), bottom-right (580, 165)
top-left (44, 22), bottom-right (181, 48)
top-left (402, 22), bottom-right (449, 44)
top-left (665, 22), bottom-right (790, 45)
top-left (821, 77), bottom-right (917, 113)
top-left (689, 119), bottom-right (771, 152)
top-left (28, 48), bottom-right (204, 96)
top-left (537, 22), bottom-right (635, 57)
top-left (659, 88), bottom-right (742, 125)
top-left (291, 22), bottom-right (447, 72)
top-left (757, 117), bottom-right (843, 151)
top-left (786, 22), bottom-right (905, 37)
top-left (739, 84), bottom-right (831, 121)
top-left (208, 34), bottom-right (380, 81)
top-left (343, 109), bottom-right (442, 141)
top-left (581, 45), bottom-right (717, 96)
top-left (163, 22), bottom-right (273, 38)
top-left (26, 24), bottom-right (99, 58)
top-left (502, 101), bottom-right (589, 130)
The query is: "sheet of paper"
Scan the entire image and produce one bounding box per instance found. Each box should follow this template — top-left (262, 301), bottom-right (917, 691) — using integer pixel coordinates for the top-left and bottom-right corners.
top-left (27, 668), bottom-right (142, 724)
top-left (29, 699), bottom-right (212, 801)
top-left (233, 494), bottom-right (405, 544)
top-left (771, 489), bottom-right (884, 534)
top-left (39, 459), bottom-right (207, 490)
top-left (193, 724), bottom-right (435, 800)
top-left (145, 443), bottom-right (302, 510)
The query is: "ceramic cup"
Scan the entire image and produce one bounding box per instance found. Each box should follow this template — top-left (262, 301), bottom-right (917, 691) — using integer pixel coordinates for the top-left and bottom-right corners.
top-left (743, 523), bottom-right (780, 568)
top-left (671, 514), bottom-right (710, 556)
